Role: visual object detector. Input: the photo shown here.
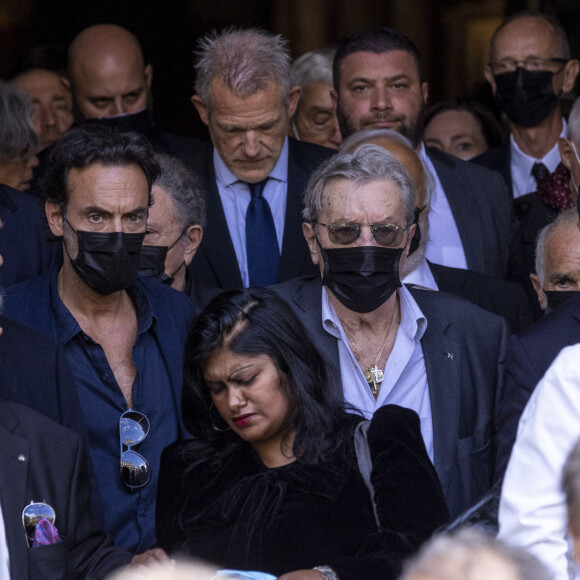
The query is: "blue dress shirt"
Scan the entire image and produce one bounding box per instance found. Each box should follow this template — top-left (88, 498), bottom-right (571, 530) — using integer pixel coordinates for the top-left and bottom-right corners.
top-left (3, 266), bottom-right (196, 553)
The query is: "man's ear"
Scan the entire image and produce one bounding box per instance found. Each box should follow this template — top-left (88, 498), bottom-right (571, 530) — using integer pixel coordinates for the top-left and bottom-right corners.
top-left (302, 222), bottom-right (319, 266)
top-left (404, 223), bottom-right (418, 257)
top-left (484, 65), bottom-right (497, 95)
top-left (144, 64), bottom-right (153, 90)
top-left (562, 59), bottom-right (579, 93)
top-left (421, 81), bottom-right (429, 105)
top-left (45, 201), bottom-right (64, 237)
top-left (191, 95), bottom-right (209, 126)
top-left (183, 225), bottom-right (203, 266)
top-left (530, 272), bottom-right (548, 311)
top-left (287, 86), bottom-right (302, 119)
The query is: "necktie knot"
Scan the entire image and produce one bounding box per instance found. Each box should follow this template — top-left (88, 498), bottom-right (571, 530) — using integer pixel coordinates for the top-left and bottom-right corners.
top-left (248, 179), bottom-right (269, 199)
top-left (531, 162), bottom-right (550, 185)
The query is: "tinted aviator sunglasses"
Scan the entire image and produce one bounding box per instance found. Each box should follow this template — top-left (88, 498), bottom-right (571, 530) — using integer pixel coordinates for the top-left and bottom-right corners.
top-left (120, 409), bottom-right (151, 490)
top-left (315, 221), bottom-right (409, 247)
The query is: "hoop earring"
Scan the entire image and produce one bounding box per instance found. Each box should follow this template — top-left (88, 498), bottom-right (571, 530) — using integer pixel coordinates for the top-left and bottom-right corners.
top-left (209, 402), bottom-right (231, 432)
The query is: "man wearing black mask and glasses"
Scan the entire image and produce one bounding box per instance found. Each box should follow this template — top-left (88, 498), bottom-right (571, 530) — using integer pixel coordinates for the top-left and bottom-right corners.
top-left (475, 12), bottom-right (579, 199)
top-left (273, 145), bottom-right (508, 520)
top-left (2, 125), bottom-right (196, 555)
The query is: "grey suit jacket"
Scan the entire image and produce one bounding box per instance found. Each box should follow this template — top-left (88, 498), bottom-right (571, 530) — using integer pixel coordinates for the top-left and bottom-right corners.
top-left (272, 277), bottom-right (508, 519)
top-left (0, 400), bottom-right (130, 579)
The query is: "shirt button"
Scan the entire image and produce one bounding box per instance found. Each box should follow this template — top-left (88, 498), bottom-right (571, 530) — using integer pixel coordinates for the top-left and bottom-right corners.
top-left (139, 510), bottom-right (147, 518)
top-left (102, 373), bottom-right (110, 382)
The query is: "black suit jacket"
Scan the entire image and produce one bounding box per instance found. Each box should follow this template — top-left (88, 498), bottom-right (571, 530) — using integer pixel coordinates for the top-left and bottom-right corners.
top-left (0, 316), bottom-right (85, 434)
top-left (427, 148), bottom-right (515, 280)
top-left (183, 138), bottom-right (334, 290)
top-left (427, 262), bottom-right (532, 335)
top-left (472, 144), bottom-right (512, 195)
top-left (0, 184), bottom-right (58, 288)
top-left (495, 295), bottom-right (580, 481)
top-left (272, 277), bottom-right (508, 519)
top-left (0, 400), bottom-right (131, 579)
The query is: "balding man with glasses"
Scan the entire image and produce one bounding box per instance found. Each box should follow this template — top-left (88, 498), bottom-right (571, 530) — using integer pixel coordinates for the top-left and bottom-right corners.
top-left (474, 12), bottom-right (579, 199)
top-left (273, 144), bottom-right (508, 520)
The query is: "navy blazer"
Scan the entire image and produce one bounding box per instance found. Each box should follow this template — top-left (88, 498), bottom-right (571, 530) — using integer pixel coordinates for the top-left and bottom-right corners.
top-left (183, 138), bottom-right (334, 290)
top-left (0, 399), bottom-right (131, 579)
top-left (427, 148), bottom-right (515, 281)
top-left (495, 295), bottom-right (580, 481)
top-left (0, 316), bottom-right (85, 434)
top-left (272, 277), bottom-right (508, 519)
top-left (0, 184), bottom-right (58, 288)
top-left (472, 144), bottom-right (512, 195)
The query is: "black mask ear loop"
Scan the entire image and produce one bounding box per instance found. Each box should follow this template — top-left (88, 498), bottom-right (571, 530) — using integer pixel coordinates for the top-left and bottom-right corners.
top-left (408, 205), bottom-right (425, 256)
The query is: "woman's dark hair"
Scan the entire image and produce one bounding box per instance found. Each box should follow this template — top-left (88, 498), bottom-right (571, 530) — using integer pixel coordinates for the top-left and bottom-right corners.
top-left (182, 287), bottom-right (355, 464)
top-left (424, 99), bottom-right (507, 151)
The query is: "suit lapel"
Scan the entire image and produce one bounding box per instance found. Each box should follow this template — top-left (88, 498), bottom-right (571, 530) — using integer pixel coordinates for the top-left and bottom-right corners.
top-left (427, 149), bottom-right (486, 273)
top-left (197, 151), bottom-right (243, 288)
top-left (415, 294), bottom-right (461, 491)
top-left (278, 154), bottom-right (309, 282)
top-left (0, 409), bottom-right (29, 578)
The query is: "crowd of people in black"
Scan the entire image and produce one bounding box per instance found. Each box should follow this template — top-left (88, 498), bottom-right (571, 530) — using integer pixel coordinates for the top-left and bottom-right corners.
top-left (2, 9), bottom-right (580, 580)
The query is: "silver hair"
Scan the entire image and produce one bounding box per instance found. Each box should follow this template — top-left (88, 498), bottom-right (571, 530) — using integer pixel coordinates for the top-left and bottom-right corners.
top-left (303, 143), bottom-right (416, 225)
top-left (193, 28), bottom-right (292, 110)
top-left (563, 436), bottom-right (580, 536)
top-left (401, 528), bottom-right (552, 580)
top-left (567, 97), bottom-right (580, 144)
top-left (340, 128), bottom-right (434, 211)
top-left (0, 80), bottom-right (38, 162)
top-left (153, 154), bottom-right (206, 231)
top-left (291, 47), bottom-right (335, 88)
top-left (534, 207), bottom-right (580, 284)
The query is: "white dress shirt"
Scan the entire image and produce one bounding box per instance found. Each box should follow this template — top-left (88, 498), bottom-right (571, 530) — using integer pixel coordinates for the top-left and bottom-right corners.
top-left (510, 118), bottom-right (566, 199)
top-left (419, 145), bottom-right (468, 270)
top-left (213, 138), bottom-right (290, 287)
top-left (0, 500), bottom-right (10, 579)
top-left (498, 343), bottom-right (580, 580)
top-left (321, 284), bottom-right (434, 461)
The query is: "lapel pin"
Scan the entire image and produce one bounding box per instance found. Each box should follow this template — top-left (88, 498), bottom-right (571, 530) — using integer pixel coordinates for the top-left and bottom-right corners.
top-left (446, 352), bottom-right (454, 360)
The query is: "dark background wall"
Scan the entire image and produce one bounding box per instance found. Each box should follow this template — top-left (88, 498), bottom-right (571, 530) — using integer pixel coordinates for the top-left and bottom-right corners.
top-left (1, 0), bottom-right (579, 138)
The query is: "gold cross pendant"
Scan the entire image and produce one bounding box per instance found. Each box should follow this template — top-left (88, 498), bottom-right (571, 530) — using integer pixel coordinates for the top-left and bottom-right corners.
top-left (365, 364), bottom-right (384, 395)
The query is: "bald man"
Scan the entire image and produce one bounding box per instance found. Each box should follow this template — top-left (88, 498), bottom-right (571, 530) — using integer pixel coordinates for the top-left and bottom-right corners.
top-left (341, 129), bottom-right (532, 334)
top-left (67, 24), bottom-right (197, 158)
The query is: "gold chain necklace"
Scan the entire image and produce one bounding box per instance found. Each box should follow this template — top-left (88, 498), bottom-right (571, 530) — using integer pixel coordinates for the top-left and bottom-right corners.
top-left (342, 308), bottom-right (396, 396)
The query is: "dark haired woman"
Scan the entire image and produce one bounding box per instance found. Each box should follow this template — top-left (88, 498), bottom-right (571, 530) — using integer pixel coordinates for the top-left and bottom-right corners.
top-left (156, 288), bottom-right (449, 580)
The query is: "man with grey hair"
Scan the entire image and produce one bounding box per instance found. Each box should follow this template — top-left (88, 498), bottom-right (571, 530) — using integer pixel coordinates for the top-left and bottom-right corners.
top-left (530, 208), bottom-right (580, 312)
top-left (341, 128), bottom-right (531, 334)
top-left (401, 528), bottom-right (551, 580)
top-left (273, 143), bottom-right (508, 519)
top-left (138, 154), bottom-right (206, 301)
top-left (185, 28), bottom-right (334, 291)
top-left (289, 47), bottom-right (342, 149)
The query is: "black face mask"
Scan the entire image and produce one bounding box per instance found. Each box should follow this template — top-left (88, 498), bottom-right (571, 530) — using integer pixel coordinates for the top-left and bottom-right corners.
top-left (494, 68), bottom-right (559, 127)
top-left (64, 219), bottom-right (145, 295)
top-left (85, 108), bottom-right (154, 139)
top-left (545, 290), bottom-right (579, 312)
top-left (319, 244), bottom-right (403, 313)
top-left (138, 228), bottom-right (189, 285)
top-left (138, 245), bottom-right (171, 283)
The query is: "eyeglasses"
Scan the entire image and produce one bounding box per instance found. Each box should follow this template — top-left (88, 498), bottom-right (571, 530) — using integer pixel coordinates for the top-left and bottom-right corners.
top-left (120, 409), bottom-right (151, 490)
top-left (22, 501), bottom-right (56, 547)
top-left (315, 221), bottom-right (408, 247)
top-left (489, 57), bottom-right (568, 75)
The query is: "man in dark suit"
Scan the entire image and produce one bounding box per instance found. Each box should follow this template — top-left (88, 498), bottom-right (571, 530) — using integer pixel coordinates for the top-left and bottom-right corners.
top-left (473, 12), bottom-right (579, 199)
top-left (273, 144), bottom-right (508, 519)
top-left (184, 28), bottom-right (334, 291)
top-left (332, 27), bottom-right (516, 281)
